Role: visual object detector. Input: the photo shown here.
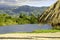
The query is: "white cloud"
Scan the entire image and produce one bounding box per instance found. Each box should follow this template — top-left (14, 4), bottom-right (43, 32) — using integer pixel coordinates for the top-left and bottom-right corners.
top-left (0, 0), bottom-right (57, 6)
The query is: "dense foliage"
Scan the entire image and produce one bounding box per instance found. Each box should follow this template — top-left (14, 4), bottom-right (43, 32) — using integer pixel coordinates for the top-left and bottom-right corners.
top-left (0, 13), bottom-right (39, 26)
top-left (0, 5), bottom-right (48, 26)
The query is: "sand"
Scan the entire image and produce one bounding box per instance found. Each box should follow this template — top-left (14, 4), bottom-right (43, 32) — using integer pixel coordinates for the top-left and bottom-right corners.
top-left (0, 32), bottom-right (60, 40)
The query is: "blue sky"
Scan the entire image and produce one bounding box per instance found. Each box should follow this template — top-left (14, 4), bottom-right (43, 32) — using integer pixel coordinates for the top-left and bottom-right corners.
top-left (0, 0), bottom-right (57, 7)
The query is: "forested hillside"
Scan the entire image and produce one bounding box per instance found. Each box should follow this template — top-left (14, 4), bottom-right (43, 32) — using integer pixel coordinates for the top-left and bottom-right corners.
top-left (0, 5), bottom-right (48, 15)
top-left (0, 5), bottom-right (48, 26)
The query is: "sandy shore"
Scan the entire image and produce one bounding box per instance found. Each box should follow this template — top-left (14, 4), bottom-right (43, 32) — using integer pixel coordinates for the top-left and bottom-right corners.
top-left (0, 32), bottom-right (60, 40)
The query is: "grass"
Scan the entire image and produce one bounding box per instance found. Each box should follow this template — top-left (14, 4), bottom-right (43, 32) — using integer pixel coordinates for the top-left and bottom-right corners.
top-left (0, 30), bottom-right (60, 34)
top-left (4, 30), bottom-right (60, 34)
top-left (32, 30), bottom-right (60, 33)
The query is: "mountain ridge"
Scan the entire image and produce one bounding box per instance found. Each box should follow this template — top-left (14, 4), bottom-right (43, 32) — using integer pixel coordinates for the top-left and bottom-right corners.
top-left (0, 5), bottom-right (48, 15)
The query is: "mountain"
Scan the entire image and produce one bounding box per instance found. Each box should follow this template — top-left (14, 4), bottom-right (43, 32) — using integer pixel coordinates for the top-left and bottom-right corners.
top-left (39, 0), bottom-right (60, 25)
top-left (0, 5), bottom-right (48, 15)
top-left (12, 5), bottom-right (48, 13)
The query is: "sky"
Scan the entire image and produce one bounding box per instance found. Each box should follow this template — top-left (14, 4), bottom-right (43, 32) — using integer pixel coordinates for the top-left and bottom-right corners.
top-left (0, 0), bottom-right (57, 7)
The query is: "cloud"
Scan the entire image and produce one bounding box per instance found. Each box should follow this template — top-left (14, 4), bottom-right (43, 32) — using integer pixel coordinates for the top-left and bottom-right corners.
top-left (0, 0), bottom-right (57, 6)
top-left (0, 0), bottom-right (18, 6)
top-left (4, 0), bottom-right (16, 2)
top-left (29, 0), bottom-right (50, 1)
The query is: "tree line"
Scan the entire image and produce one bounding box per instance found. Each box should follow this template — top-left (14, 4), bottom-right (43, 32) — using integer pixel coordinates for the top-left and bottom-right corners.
top-left (0, 13), bottom-right (39, 26)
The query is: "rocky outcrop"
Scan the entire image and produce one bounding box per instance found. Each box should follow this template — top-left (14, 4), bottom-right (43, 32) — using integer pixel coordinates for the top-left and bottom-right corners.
top-left (39, 0), bottom-right (60, 25)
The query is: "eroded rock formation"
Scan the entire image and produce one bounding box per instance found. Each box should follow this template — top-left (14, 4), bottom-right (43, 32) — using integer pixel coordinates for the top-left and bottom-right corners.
top-left (39, 0), bottom-right (60, 26)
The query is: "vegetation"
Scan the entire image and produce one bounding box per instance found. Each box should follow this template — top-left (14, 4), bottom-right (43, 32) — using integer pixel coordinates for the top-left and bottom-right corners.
top-left (0, 5), bottom-right (48, 26)
top-left (0, 5), bottom-right (48, 15)
top-left (0, 13), bottom-right (38, 26)
top-left (0, 0), bottom-right (60, 31)
top-left (0, 14), bottom-right (17, 26)
top-left (32, 30), bottom-right (60, 33)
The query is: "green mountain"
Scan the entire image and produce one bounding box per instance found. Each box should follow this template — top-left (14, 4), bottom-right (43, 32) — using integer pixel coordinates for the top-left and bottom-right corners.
top-left (0, 5), bottom-right (48, 15)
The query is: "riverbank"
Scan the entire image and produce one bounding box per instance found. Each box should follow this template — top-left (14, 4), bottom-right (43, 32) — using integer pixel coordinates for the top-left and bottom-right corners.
top-left (0, 32), bottom-right (60, 40)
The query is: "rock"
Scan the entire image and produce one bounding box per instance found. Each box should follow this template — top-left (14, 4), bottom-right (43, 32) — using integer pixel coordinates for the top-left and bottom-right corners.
top-left (39, 0), bottom-right (60, 25)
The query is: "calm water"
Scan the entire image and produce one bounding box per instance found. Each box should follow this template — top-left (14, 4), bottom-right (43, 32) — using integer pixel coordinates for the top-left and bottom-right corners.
top-left (0, 24), bottom-right (52, 34)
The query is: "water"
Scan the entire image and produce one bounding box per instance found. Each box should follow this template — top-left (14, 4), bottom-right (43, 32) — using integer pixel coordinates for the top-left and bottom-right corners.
top-left (0, 24), bottom-right (52, 34)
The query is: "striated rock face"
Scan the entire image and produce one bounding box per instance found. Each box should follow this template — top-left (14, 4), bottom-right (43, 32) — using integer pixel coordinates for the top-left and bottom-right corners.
top-left (39, 0), bottom-right (60, 25)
